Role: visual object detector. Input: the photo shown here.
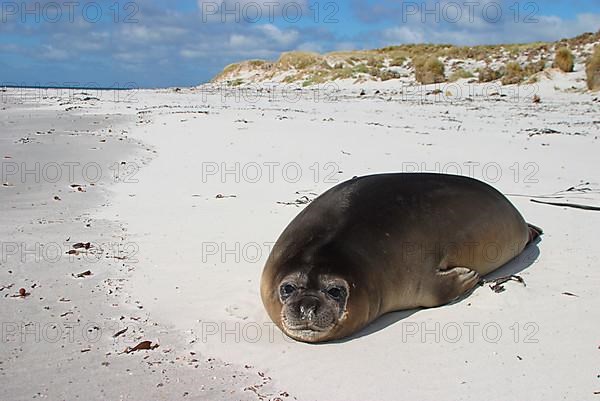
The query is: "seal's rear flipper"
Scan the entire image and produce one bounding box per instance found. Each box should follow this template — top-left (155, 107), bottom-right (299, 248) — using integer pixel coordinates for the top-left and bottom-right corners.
top-left (527, 223), bottom-right (543, 244)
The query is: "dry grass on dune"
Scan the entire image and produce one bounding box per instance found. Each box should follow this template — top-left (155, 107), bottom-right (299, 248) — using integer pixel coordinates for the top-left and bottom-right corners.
top-left (553, 47), bottom-right (575, 72)
top-left (413, 56), bottom-right (446, 84)
top-left (586, 45), bottom-right (600, 91)
top-left (210, 30), bottom-right (600, 87)
top-left (478, 66), bottom-right (503, 83)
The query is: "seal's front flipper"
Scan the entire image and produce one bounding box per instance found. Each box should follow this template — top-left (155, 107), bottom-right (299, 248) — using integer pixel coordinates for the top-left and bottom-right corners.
top-left (424, 267), bottom-right (481, 307)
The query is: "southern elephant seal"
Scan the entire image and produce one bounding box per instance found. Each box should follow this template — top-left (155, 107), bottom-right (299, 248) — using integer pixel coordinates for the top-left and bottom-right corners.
top-left (260, 173), bottom-right (542, 343)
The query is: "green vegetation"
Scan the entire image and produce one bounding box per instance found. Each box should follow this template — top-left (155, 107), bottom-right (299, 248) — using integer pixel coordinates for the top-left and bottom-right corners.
top-left (353, 63), bottom-right (370, 74)
top-left (448, 68), bottom-right (474, 82)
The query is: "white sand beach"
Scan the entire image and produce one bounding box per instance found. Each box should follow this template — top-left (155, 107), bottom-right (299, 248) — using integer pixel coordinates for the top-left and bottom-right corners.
top-left (2, 63), bottom-right (599, 401)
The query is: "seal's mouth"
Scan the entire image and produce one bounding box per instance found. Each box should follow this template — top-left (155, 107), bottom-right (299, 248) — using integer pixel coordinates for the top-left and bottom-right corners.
top-left (281, 319), bottom-right (335, 342)
top-left (283, 326), bottom-right (330, 342)
top-left (285, 323), bottom-right (327, 332)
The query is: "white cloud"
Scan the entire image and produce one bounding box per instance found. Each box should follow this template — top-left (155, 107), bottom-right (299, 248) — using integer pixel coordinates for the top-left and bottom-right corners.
top-left (380, 12), bottom-right (600, 46)
top-left (120, 25), bottom-right (187, 42)
top-left (39, 44), bottom-right (70, 61)
top-left (256, 24), bottom-right (299, 46)
top-left (229, 33), bottom-right (255, 48)
top-left (383, 26), bottom-right (426, 44)
top-left (297, 42), bottom-right (324, 53)
top-left (180, 49), bottom-right (206, 59)
top-left (196, 0), bottom-right (309, 23)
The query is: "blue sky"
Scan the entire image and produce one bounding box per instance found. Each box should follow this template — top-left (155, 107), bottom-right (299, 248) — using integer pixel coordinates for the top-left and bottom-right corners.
top-left (0, 0), bottom-right (598, 88)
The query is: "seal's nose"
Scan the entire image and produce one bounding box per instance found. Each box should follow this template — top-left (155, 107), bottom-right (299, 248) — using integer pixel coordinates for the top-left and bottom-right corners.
top-left (299, 297), bottom-right (320, 321)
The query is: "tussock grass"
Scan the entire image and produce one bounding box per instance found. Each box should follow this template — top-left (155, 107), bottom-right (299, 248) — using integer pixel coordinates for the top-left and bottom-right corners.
top-left (500, 60), bottom-right (546, 85)
top-left (448, 68), bottom-right (474, 82)
top-left (553, 47), bottom-right (574, 72)
top-left (414, 56), bottom-right (446, 84)
top-left (478, 67), bottom-right (503, 83)
top-left (276, 52), bottom-right (324, 70)
top-left (389, 56), bottom-right (407, 67)
top-left (524, 60), bottom-right (546, 75)
top-left (586, 45), bottom-right (600, 91)
top-left (501, 62), bottom-right (524, 85)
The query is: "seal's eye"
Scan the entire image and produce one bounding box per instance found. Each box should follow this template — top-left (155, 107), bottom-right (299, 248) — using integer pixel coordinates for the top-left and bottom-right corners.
top-left (326, 287), bottom-right (344, 300)
top-left (280, 283), bottom-right (297, 299)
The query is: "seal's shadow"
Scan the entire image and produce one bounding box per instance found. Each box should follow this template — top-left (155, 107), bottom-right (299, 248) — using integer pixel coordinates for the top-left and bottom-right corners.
top-left (332, 240), bottom-right (542, 344)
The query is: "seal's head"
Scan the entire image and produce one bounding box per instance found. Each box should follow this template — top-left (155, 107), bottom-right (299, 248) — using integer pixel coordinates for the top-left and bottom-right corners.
top-left (261, 244), bottom-right (374, 343)
top-left (277, 272), bottom-right (350, 342)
